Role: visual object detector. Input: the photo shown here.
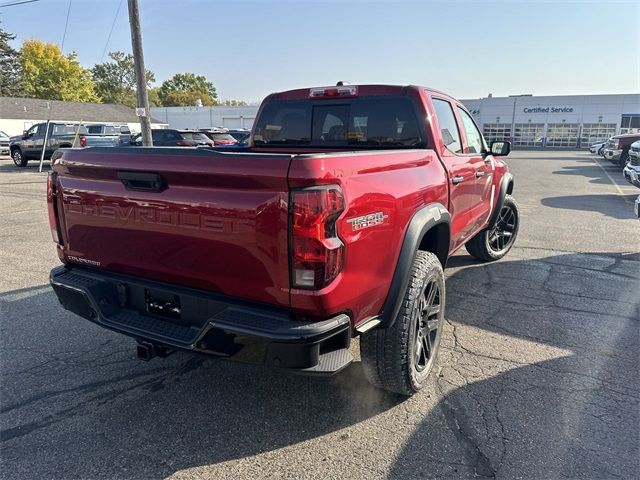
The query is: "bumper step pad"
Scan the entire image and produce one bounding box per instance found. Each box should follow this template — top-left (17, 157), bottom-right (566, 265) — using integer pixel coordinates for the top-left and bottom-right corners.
top-left (300, 348), bottom-right (353, 375)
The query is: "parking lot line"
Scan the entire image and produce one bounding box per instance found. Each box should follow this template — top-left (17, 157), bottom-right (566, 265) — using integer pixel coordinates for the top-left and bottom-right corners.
top-left (591, 156), bottom-right (635, 204)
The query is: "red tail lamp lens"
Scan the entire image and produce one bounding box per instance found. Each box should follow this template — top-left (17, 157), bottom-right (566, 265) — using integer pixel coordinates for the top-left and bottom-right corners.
top-left (291, 186), bottom-right (345, 289)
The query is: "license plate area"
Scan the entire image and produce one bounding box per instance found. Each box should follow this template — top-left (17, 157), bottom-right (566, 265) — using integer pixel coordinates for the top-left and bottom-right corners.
top-left (145, 288), bottom-right (182, 320)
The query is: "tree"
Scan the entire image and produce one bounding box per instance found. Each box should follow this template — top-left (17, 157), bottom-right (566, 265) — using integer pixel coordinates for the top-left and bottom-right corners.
top-left (21, 40), bottom-right (98, 102)
top-left (92, 51), bottom-right (155, 108)
top-left (147, 87), bottom-right (162, 107)
top-left (0, 22), bottom-right (22, 97)
top-left (158, 72), bottom-right (217, 106)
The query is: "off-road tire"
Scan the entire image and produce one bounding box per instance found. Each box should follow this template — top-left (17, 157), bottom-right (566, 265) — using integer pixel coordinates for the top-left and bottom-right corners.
top-left (12, 148), bottom-right (27, 167)
top-left (466, 194), bottom-right (519, 262)
top-left (360, 251), bottom-right (445, 396)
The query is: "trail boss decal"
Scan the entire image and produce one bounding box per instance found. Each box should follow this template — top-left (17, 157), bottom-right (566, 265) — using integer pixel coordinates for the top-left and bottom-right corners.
top-left (346, 212), bottom-right (389, 231)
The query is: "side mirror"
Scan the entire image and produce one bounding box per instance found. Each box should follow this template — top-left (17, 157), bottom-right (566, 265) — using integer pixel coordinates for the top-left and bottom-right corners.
top-left (22, 131), bottom-right (29, 139)
top-left (490, 140), bottom-right (511, 157)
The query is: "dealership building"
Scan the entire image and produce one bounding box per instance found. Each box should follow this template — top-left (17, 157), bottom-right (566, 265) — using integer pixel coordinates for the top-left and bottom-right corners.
top-left (461, 93), bottom-right (639, 148)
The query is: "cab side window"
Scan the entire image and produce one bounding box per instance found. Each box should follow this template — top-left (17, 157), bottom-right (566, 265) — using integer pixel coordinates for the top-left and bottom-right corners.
top-left (457, 107), bottom-right (484, 154)
top-left (432, 98), bottom-right (462, 154)
top-left (151, 131), bottom-right (164, 144)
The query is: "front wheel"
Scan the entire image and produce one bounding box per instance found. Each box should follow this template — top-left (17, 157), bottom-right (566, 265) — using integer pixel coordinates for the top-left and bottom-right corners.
top-left (360, 251), bottom-right (445, 396)
top-left (465, 194), bottom-right (519, 262)
top-left (12, 149), bottom-right (27, 167)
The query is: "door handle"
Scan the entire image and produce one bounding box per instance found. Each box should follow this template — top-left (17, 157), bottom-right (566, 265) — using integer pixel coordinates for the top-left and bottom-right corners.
top-left (452, 175), bottom-right (465, 185)
top-left (475, 171), bottom-right (486, 178)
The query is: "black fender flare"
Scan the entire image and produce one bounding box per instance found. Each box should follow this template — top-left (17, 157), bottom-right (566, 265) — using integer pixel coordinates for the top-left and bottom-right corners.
top-left (488, 172), bottom-right (514, 229)
top-left (377, 203), bottom-right (451, 329)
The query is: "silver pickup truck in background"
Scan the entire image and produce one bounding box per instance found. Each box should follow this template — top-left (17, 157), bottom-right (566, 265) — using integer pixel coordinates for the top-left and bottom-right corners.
top-left (86, 124), bottom-right (132, 146)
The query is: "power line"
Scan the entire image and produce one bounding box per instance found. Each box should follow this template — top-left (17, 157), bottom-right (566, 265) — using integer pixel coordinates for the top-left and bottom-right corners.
top-left (0, 0), bottom-right (40, 8)
top-left (60, 0), bottom-right (72, 52)
top-left (100, 0), bottom-right (123, 62)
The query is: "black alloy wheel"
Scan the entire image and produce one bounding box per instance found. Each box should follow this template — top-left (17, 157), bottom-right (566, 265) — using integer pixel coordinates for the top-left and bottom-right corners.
top-left (413, 278), bottom-right (442, 373)
top-left (487, 203), bottom-right (518, 254)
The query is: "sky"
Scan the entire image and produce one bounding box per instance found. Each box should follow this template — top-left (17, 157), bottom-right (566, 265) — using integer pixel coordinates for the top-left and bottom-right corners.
top-left (1, 0), bottom-right (639, 103)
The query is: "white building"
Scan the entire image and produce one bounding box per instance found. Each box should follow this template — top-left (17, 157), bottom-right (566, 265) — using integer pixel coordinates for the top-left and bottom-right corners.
top-left (0, 97), bottom-right (167, 137)
top-left (461, 93), bottom-right (640, 148)
top-left (150, 106), bottom-right (259, 130)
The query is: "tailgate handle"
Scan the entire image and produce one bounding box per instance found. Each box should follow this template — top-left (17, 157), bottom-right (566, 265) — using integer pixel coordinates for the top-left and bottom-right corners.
top-left (117, 171), bottom-right (165, 192)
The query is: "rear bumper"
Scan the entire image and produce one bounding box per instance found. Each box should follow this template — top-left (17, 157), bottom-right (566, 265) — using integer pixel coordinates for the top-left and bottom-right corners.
top-left (50, 266), bottom-right (352, 373)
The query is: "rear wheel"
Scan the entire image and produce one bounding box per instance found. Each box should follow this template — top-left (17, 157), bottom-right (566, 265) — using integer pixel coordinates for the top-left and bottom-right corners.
top-left (12, 149), bottom-right (27, 167)
top-left (465, 194), bottom-right (519, 262)
top-left (360, 251), bottom-right (445, 396)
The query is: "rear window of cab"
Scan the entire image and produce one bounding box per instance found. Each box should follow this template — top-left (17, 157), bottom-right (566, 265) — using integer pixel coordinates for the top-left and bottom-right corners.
top-left (253, 96), bottom-right (425, 148)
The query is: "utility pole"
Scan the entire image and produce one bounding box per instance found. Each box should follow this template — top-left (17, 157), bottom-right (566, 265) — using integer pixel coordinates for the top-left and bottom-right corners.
top-left (127, 0), bottom-right (152, 146)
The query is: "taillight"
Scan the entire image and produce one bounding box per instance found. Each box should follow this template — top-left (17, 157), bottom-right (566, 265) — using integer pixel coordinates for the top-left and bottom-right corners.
top-left (47, 172), bottom-right (61, 244)
top-left (290, 186), bottom-right (345, 289)
top-left (79, 135), bottom-right (87, 148)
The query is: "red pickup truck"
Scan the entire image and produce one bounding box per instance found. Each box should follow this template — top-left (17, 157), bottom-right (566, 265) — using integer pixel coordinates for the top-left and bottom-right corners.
top-left (48, 84), bottom-right (518, 395)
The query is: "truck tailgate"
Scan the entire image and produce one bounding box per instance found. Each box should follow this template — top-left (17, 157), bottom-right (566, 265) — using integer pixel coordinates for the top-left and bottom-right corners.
top-left (53, 147), bottom-right (292, 307)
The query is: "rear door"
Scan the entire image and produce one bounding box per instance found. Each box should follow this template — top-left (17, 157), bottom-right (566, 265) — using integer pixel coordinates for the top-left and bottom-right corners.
top-left (431, 97), bottom-right (479, 250)
top-left (455, 105), bottom-right (493, 233)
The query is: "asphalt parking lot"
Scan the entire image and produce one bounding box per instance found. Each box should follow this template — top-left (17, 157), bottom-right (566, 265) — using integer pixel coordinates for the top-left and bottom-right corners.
top-left (0, 151), bottom-right (638, 479)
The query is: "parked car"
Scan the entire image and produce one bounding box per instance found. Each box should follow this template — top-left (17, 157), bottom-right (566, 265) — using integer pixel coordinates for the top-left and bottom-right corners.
top-left (589, 141), bottom-right (606, 155)
top-left (84, 124), bottom-right (121, 147)
top-left (127, 129), bottom-right (199, 147)
top-left (9, 122), bottom-right (105, 167)
top-left (0, 130), bottom-right (9, 155)
top-left (47, 83), bottom-right (518, 396)
top-left (178, 130), bottom-right (215, 147)
top-left (623, 140), bottom-right (640, 188)
top-left (603, 133), bottom-right (640, 167)
top-left (199, 128), bottom-right (239, 146)
top-left (227, 129), bottom-right (251, 145)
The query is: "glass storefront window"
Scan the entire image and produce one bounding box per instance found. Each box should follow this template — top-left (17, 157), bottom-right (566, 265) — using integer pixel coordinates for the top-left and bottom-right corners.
top-left (580, 123), bottom-right (617, 148)
top-left (546, 123), bottom-right (579, 147)
top-left (513, 123), bottom-right (544, 147)
top-left (482, 124), bottom-right (511, 145)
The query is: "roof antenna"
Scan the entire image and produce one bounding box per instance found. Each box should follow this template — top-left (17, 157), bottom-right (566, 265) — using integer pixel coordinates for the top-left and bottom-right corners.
top-left (336, 81), bottom-right (350, 86)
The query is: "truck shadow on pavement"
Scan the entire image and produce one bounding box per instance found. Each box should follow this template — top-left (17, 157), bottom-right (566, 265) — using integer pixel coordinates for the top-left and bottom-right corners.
top-left (1, 251), bottom-right (638, 479)
top-left (0, 161), bottom-right (50, 174)
top-left (390, 251), bottom-right (639, 479)
top-left (541, 193), bottom-right (638, 219)
top-left (0, 286), bottom-right (402, 479)
top-left (551, 158), bottom-right (627, 187)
